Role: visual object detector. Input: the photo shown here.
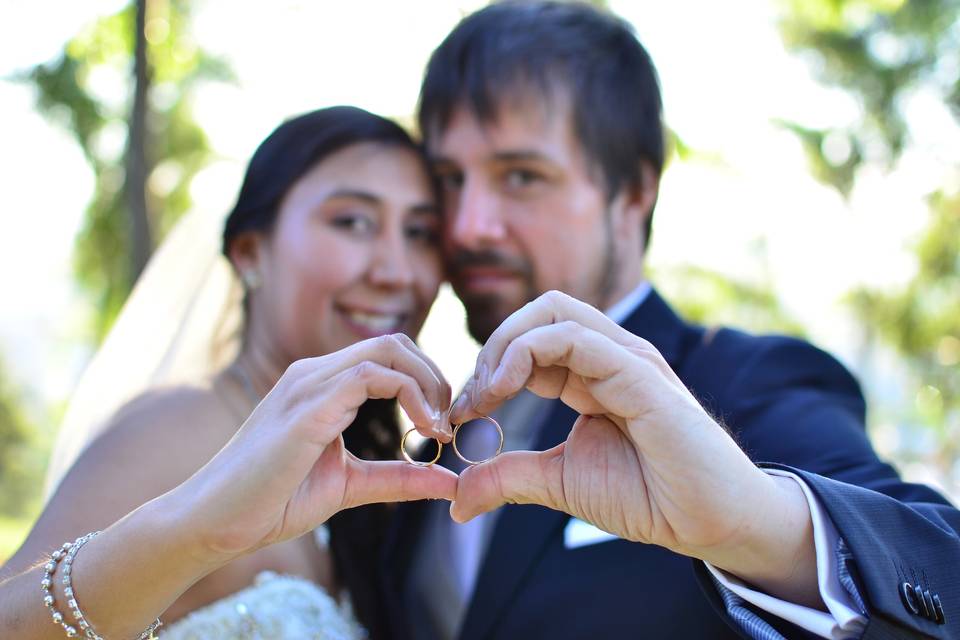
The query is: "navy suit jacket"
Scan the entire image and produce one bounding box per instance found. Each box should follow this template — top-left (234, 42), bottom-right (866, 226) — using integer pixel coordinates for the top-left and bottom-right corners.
top-left (381, 290), bottom-right (960, 639)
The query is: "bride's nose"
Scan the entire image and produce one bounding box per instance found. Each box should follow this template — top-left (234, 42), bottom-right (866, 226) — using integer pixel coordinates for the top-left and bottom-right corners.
top-left (367, 230), bottom-right (416, 288)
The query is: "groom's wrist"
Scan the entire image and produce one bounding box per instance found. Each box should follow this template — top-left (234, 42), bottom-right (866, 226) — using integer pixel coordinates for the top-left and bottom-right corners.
top-left (699, 473), bottom-right (824, 610)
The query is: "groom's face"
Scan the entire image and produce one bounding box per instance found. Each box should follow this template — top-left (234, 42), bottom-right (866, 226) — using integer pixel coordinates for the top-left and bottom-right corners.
top-left (429, 93), bottom-right (620, 343)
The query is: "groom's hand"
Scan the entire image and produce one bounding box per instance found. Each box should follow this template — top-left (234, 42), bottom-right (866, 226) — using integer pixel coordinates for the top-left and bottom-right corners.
top-left (449, 291), bottom-right (822, 609)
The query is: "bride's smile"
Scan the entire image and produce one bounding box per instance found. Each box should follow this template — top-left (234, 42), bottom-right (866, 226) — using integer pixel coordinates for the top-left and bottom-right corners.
top-left (335, 304), bottom-right (410, 339)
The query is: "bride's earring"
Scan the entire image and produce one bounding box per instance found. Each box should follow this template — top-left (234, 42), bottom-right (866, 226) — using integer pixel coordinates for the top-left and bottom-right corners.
top-left (241, 269), bottom-right (262, 291)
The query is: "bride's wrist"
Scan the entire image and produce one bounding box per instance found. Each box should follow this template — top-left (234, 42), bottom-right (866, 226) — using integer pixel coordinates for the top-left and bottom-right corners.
top-left (49, 491), bottom-right (236, 639)
top-left (148, 486), bottom-right (242, 574)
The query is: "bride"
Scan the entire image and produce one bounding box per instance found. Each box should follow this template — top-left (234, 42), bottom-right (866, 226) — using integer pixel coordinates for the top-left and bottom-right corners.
top-left (0, 106), bottom-right (458, 639)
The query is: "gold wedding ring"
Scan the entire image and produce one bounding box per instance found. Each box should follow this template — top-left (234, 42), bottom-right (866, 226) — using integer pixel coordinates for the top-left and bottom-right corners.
top-left (400, 428), bottom-right (443, 467)
top-left (452, 416), bottom-right (504, 466)
top-left (400, 416), bottom-right (505, 467)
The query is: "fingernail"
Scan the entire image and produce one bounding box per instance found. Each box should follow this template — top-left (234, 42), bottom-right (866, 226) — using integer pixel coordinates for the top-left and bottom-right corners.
top-left (465, 383), bottom-right (477, 408)
top-left (450, 393), bottom-right (468, 418)
top-left (432, 409), bottom-right (452, 439)
top-left (477, 362), bottom-right (490, 391)
top-left (422, 400), bottom-right (438, 424)
top-left (489, 364), bottom-right (504, 388)
top-left (449, 503), bottom-right (468, 524)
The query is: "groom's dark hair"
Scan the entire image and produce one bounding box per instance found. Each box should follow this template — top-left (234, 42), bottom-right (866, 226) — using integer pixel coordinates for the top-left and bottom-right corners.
top-left (418, 0), bottom-right (665, 247)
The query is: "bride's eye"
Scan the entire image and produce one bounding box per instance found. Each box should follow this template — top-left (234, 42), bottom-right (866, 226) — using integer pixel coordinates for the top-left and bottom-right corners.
top-left (330, 213), bottom-right (376, 236)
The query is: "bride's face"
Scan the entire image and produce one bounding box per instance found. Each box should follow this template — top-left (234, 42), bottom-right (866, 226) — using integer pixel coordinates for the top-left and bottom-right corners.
top-left (252, 142), bottom-right (443, 361)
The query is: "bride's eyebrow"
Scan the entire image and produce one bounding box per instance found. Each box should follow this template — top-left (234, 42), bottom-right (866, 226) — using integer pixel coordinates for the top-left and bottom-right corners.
top-left (323, 190), bottom-right (439, 217)
top-left (324, 189), bottom-right (381, 205)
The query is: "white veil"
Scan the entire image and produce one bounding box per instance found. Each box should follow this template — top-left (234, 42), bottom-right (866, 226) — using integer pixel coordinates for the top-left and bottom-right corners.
top-left (43, 207), bottom-right (244, 500)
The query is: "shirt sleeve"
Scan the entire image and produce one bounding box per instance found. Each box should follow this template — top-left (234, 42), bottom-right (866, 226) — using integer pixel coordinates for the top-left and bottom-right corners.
top-left (704, 469), bottom-right (868, 639)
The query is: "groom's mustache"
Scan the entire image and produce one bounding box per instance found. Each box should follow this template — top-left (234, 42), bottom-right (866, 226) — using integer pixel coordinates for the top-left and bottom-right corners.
top-left (447, 250), bottom-right (534, 280)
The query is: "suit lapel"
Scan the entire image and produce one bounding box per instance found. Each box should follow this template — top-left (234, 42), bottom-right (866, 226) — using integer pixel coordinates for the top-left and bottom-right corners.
top-left (457, 289), bottom-right (696, 640)
top-left (381, 497), bottom-right (428, 638)
top-left (458, 401), bottom-right (579, 640)
top-left (618, 288), bottom-right (692, 372)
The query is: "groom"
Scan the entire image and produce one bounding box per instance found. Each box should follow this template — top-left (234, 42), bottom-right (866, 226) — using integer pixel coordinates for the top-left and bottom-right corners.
top-left (383, 2), bottom-right (960, 639)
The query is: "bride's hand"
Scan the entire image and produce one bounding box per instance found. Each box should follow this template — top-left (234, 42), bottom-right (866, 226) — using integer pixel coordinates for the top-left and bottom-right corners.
top-left (170, 334), bottom-right (457, 561)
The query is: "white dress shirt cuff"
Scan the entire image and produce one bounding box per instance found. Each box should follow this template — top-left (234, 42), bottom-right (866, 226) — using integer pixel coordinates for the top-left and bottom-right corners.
top-left (705, 469), bottom-right (867, 639)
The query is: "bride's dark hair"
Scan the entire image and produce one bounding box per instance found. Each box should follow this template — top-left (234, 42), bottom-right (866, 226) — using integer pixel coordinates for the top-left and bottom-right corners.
top-left (222, 106), bottom-right (432, 639)
top-left (223, 105), bottom-right (427, 252)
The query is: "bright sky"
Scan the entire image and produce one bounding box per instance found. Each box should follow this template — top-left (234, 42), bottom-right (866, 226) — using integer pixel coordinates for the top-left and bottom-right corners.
top-left (0, 0), bottom-right (956, 448)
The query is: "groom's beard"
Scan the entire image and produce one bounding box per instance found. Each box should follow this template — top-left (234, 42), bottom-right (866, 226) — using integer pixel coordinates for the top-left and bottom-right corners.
top-left (448, 249), bottom-right (537, 344)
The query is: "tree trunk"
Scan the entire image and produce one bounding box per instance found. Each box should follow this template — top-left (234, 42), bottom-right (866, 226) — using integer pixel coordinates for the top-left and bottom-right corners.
top-left (125, 0), bottom-right (152, 285)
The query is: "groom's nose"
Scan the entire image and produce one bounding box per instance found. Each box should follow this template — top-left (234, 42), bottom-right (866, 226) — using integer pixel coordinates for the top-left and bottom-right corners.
top-left (448, 179), bottom-right (507, 250)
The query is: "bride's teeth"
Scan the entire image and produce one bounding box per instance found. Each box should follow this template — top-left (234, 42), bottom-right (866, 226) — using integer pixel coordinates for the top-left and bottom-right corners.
top-left (345, 311), bottom-right (401, 331)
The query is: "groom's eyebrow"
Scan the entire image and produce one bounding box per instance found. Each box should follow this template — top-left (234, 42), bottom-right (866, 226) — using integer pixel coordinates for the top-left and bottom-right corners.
top-left (429, 156), bottom-right (457, 170)
top-left (492, 150), bottom-right (551, 163)
top-left (430, 150), bottom-right (553, 167)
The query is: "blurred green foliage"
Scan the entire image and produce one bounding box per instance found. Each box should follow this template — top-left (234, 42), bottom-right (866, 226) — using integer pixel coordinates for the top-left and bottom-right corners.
top-left (0, 361), bottom-right (38, 517)
top-left (19, 0), bottom-right (232, 341)
top-left (778, 0), bottom-right (959, 180)
top-left (0, 1), bottom-right (232, 554)
top-left (777, 0), bottom-right (960, 466)
top-left (658, 265), bottom-right (807, 338)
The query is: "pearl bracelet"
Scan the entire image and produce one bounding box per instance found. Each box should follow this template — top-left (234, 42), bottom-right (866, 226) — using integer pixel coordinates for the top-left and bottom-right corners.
top-left (42, 531), bottom-right (163, 639)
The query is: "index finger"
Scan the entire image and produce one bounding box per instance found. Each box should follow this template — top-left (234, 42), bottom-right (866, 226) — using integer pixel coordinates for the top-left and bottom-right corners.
top-left (391, 333), bottom-right (453, 418)
top-left (473, 290), bottom-right (637, 391)
top-left (299, 334), bottom-right (453, 438)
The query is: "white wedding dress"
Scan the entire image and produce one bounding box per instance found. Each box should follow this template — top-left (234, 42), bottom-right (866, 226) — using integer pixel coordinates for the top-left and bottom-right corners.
top-left (161, 571), bottom-right (366, 640)
top-left (161, 529), bottom-right (367, 640)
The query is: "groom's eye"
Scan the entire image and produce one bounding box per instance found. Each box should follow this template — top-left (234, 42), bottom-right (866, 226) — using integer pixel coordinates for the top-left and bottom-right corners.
top-left (502, 167), bottom-right (544, 192)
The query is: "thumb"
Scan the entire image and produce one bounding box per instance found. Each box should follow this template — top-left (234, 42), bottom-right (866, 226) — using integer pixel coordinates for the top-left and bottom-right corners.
top-left (450, 444), bottom-right (566, 522)
top-left (342, 459), bottom-right (459, 509)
